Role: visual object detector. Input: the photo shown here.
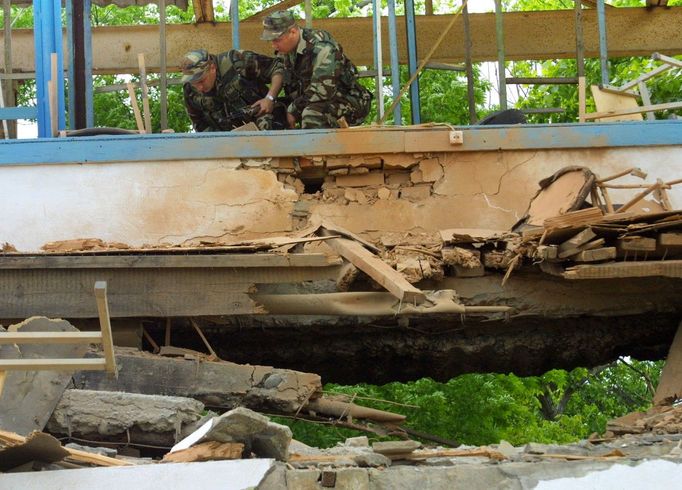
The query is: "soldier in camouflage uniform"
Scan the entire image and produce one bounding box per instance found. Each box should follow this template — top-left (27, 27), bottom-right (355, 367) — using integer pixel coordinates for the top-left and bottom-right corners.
top-left (180, 49), bottom-right (287, 131)
top-left (261, 11), bottom-right (372, 129)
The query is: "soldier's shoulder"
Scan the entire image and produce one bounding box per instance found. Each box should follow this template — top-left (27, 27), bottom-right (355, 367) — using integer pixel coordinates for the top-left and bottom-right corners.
top-left (304, 28), bottom-right (339, 46)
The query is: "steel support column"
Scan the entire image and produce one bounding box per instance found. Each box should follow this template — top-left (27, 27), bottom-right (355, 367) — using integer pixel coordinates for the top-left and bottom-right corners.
top-left (597, 0), bottom-right (609, 85)
top-left (387, 0), bottom-right (401, 125)
top-left (494, 0), bottom-right (507, 110)
top-left (372, 0), bottom-right (384, 122)
top-left (404, 0), bottom-right (420, 124)
top-left (231, 0), bottom-right (240, 49)
top-left (33, 0), bottom-right (65, 137)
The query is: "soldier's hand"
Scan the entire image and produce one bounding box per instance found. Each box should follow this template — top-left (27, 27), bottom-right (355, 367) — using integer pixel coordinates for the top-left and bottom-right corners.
top-left (251, 98), bottom-right (274, 116)
top-left (287, 112), bottom-right (297, 129)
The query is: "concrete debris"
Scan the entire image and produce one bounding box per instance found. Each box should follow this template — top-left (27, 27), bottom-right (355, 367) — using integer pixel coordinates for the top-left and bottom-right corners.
top-left (0, 317), bottom-right (89, 436)
top-left (47, 390), bottom-right (205, 447)
top-left (73, 347), bottom-right (322, 414)
top-left (171, 407), bottom-right (291, 462)
top-left (606, 403), bottom-right (682, 436)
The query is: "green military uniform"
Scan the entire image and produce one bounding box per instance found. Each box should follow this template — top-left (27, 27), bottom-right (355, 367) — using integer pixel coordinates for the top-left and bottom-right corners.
top-left (182, 49), bottom-right (285, 131)
top-left (261, 11), bottom-right (371, 129)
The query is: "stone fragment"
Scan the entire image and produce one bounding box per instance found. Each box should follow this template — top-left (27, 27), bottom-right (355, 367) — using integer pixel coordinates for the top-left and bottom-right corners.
top-left (336, 172), bottom-right (385, 187)
top-left (47, 389), bottom-right (204, 436)
top-left (419, 158), bottom-right (443, 182)
top-left (252, 421), bottom-right (293, 461)
top-left (524, 442), bottom-right (549, 454)
top-left (329, 168), bottom-right (348, 176)
top-left (274, 157), bottom-right (295, 169)
top-left (410, 169), bottom-right (424, 183)
top-left (207, 407), bottom-right (270, 442)
top-left (349, 167), bottom-right (370, 175)
top-left (382, 154), bottom-right (419, 168)
top-left (353, 451), bottom-right (391, 468)
top-left (377, 187), bottom-right (391, 200)
top-left (385, 172), bottom-right (411, 185)
top-left (400, 184), bottom-right (432, 201)
top-left (344, 436), bottom-right (370, 447)
top-left (372, 440), bottom-right (421, 455)
top-left (495, 440), bottom-right (520, 459)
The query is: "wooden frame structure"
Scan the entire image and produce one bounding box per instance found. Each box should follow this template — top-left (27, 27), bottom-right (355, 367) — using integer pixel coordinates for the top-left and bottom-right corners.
top-left (0, 281), bottom-right (117, 397)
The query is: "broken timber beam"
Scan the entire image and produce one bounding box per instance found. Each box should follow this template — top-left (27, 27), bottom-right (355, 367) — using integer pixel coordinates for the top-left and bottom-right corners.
top-left (319, 227), bottom-right (427, 305)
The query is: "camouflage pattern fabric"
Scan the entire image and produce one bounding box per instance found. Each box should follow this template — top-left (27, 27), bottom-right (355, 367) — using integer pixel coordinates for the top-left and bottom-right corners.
top-left (183, 50), bottom-right (285, 132)
top-left (279, 28), bottom-right (372, 129)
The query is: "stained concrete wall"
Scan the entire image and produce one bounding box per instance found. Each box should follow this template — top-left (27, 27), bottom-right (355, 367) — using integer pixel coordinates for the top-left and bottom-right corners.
top-left (0, 147), bottom-right (679, 252)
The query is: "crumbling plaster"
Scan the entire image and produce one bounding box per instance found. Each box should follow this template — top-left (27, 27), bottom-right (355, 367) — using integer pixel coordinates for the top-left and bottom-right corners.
top-left (1, 146), bottom-right (679, 252)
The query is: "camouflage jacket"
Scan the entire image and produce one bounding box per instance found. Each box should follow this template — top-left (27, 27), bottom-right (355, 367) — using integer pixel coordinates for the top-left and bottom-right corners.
top-left (278, 28), bottom-right (369, 121)
top-left (183, 50), bottom-right (284, 132)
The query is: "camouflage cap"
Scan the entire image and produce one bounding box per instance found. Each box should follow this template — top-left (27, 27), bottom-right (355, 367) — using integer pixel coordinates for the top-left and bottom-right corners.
top-left (261, 10), bottom-right (296, 41)
top-left (179, 49), bottom-right (212, 84)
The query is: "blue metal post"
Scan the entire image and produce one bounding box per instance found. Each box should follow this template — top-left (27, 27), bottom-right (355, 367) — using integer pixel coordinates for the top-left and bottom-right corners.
top-left (84, 0), bottom-right (93, 127)
top-left (33, 0), bottom-right (65, 137)
top-left (597, 0), bottom-right (609, 85)
top-left (404, 0), bottom-right (420, 124)
top-left (231, 0), bottom-right (240, 49)
top-left (372, 0), bottom-right (384, 122)
top-left (387, 0), bottom-right (401, 125)
top-left (66, 0), bottom-right (74, 130)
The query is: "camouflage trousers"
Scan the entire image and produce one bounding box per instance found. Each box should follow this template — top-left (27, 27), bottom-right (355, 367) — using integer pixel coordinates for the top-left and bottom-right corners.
top-left (301, 88), bottom-right (372, 129)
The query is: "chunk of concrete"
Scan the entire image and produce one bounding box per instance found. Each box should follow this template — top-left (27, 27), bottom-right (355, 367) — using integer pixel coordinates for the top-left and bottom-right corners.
top-left (207, 407), bottom-right (270, 442)
top-left (47, 389), bottom-right (204, 443)
top-left (252, 421), bottom-right (293, 462)
top-left (0, 318), bottom-right (88, 435)
top-left (372, 440), bottom-right (421, 455)
top-left (74, 348), bottom-right (322, 414)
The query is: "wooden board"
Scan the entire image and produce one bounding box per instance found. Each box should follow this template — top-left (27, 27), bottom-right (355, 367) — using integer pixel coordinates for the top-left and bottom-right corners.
top-left (0, 266), bottom-right (336, 318)
top-left (563, 260), bottom-right (682, 279)
top-left (320, 234), bottom-right (426, 304)
top-left (617, 237), bottom-right (657, 252)
top-left (162, 441), bottom-right (244, 463)
top-left (571, 247), bottom-right (616, 263)
top-left (558, 228), bottom-right (597, 258)
top-left (660, 233), bottom-right (682, 248)
top-left (0, 253), bottom-right (340, 269)
top-left (590, 85), bottom-right (643, 122)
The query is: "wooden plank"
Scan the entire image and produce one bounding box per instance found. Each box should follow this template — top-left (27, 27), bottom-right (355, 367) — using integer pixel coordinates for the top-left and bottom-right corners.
top-left (590, 84), bottom-right (643, 122)
top-left (0, 332), bottom-right (102, 344)
top-left (0, 358), bottom-right (107, 370)
top-left (126, 82), bottom-right (146, 133)
top-left (617, 236), bottom-right (657, 252)
top-left (659, 233), bottom-right (682, 248)
top-left (654, 321), bottom-right (682, 405)
top-left (563, 260), bottom-right (682, 279)
top-left (137, 53), bottom-right (152, 133)
top-left (571, 247), bottom-right (616, 263)
top-left (243, 0), bottom-right (302, 22)
top-left (558, 228), bottom-right (597, 258)
top-left (0, 253), bottom-right (340, 269)
top-left (163, 441), bottom-right (244, 463)
top-left (585, 101), bottom-right (682, 121)
top-left (319, 233), bottom-right (426, 304)
top-left (94, 282), bottom-right (117, 375)
top-left (543, 208), bottom-right (604, 230)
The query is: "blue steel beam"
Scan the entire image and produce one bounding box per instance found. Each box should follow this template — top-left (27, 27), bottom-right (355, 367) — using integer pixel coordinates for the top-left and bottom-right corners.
top-left (404, 0), bottom-right (420, 124)
top-left (597, 0), bottom-right (609, 85)
top-left (33, 0), bottom-right (65, 137)
top-left (387, 0), bottom-right (402, 125)
top-left (231, 0), bottom-right (240, 49)
top-left (0, 122), bottom-right (680, 165)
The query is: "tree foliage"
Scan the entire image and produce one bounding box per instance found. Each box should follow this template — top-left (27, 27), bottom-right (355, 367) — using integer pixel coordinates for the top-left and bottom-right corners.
top-left (276, 359), bottom-right (663, 449)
